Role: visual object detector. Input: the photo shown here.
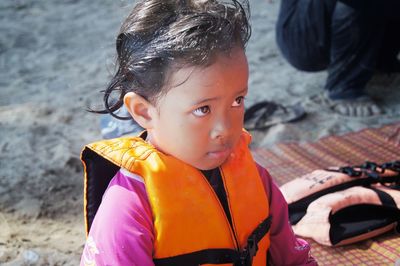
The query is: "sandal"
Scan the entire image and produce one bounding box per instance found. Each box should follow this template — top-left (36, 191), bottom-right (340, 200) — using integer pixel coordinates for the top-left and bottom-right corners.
top-left (244, 101), bottom-right (306, 130)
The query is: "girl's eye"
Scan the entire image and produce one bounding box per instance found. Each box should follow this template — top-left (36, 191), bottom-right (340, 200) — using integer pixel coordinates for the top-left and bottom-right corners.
top-left (193, 106), bottom-right (210, 117)
top-left (232, 96), bottom-right (245, 107)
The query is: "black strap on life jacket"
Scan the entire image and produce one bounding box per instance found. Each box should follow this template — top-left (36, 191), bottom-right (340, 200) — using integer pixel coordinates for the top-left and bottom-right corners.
top-left (153, 216), bottom-right (272, 266)
top-left (336, 160), bottom-right (400, 185)
top-left (236, 215), bottom-right (272, 266)
top-left (369, 187), bottom-right (397, 207)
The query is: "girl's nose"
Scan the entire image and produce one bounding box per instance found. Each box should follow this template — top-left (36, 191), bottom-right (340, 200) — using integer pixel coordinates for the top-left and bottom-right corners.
top-left (210, 117), bottom-right (231, 141)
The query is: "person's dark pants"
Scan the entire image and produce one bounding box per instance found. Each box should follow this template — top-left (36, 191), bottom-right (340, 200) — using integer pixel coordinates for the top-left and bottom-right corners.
top-left (276, 0), bottom-right (400, 100)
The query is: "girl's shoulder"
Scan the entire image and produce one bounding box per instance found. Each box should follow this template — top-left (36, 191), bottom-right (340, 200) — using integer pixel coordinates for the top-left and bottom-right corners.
top-left (82, 169), bottom-right (155, 265)
top-left (255, 163), bottom-right (274, 196)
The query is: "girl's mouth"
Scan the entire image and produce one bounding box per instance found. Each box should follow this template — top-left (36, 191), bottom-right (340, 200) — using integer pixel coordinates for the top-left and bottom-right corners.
top-left (207, 148), bottom-right (232, 159)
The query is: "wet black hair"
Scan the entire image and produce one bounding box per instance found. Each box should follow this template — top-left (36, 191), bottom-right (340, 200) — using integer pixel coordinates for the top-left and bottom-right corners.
top-left (96, 0), bottom-right (251, 119)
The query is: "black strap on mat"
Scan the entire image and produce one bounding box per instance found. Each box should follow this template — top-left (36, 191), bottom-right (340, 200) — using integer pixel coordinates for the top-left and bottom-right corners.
top-left (154, 216), bottom-right (272, 266)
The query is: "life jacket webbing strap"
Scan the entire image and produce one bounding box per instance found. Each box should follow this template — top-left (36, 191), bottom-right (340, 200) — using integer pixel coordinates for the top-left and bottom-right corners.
top-left (236, 215), bottom-right (272, 266)
top-left (335, 160), bottom-right (400, 185)
top-left (153, 248), bottom-right (240, 266)
top-left (369, 187), bottom-right (397, 207)
top-left (153, 216), bottom-right (272, 266)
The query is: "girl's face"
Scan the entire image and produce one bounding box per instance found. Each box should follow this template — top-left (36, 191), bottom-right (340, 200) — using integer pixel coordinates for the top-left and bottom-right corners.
top-left (147, 47), bottom-right (249, 170)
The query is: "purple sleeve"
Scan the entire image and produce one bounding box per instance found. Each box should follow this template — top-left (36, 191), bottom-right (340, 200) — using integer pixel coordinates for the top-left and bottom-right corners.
top-left (256, 164), bottom-right (318, 266)
top-left (80, 170), bottom-right (155, 266)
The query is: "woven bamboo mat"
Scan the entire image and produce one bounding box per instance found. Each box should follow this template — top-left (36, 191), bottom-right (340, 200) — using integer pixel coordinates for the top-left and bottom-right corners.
top-left (252, 123), bottom-right (400, 266)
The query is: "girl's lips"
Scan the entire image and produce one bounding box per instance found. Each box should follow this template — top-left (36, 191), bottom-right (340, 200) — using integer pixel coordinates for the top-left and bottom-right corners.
top-left (207, 148), bottom-right (232, 159)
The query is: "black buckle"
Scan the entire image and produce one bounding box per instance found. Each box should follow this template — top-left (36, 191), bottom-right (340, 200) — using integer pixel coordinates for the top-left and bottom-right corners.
top-left (339, 166), bottom-right (361, 177)
top-left (239, 235), bottom-right (258, 266)
top-left (360, 161), bottom-right (378, 171)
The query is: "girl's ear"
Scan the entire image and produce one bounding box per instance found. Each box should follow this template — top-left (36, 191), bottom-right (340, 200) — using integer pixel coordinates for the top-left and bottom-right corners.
top-left (124, 92), bottom-right (155, 129)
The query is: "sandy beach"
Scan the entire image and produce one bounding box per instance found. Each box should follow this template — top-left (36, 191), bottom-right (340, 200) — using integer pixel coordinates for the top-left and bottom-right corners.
top-left (1, 0), bottom-right (399, 264)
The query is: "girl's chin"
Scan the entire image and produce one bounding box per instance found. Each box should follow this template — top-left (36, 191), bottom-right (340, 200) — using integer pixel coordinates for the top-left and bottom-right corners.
top-left (195, 154), bottom-right (231, 170)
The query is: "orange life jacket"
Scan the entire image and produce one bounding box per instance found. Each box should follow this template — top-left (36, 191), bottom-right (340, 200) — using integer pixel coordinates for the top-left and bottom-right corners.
top-left (81, 131), bottom-right (271, 265)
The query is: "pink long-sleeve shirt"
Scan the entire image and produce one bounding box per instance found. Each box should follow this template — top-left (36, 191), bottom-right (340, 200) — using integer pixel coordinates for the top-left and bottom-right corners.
top-left (81, 164), bottom-right (317, 266)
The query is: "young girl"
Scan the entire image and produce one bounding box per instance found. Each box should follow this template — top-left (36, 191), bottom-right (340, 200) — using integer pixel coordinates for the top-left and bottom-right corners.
top-left (80, 0), bottom-right (317, 265)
